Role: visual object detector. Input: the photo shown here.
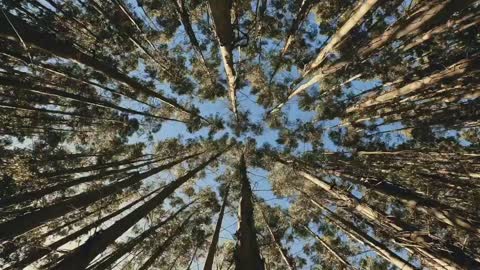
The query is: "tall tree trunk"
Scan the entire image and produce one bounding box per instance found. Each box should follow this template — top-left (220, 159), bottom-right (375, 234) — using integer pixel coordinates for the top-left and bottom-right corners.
top-left (0, 152), bottom-right (200, 241)
top-left (294, 168), bottom-right (480, 269)
top-left (0, 157), bottom-right (159, 210)
top-left (204, 184), bottom-right (231, 270)
top-left (207, 0), bottom-right (238, 119)
top-left (0, 14), bottom-right (196, 116)
top-left (281, 0), bottom-right (316, 56)
top-left (400, 11), bottom-right (480, 52)
top-left (272, 0), bottom-right (475, 112)
top-left (0, 101), bottom-right (126, 124)
top-left (5, 190), bottom-right (164, 270)
top-left (269, 0), bottom-right (316, 83)
top-left (306, 195), bottom-right (418, 270)
top-left (50, 149), bottom-right (227, 270)
top-left (285, 155), bottom-right (480, 236)
top-left (302, 225), bottom-right (355, 270)
top-left (88, 202), bottom-right (194, 270)
top-left (1, 49), bottom-right (156, 108)
top-left (347, 57), bottom-right (478, 113)
top-left (358, 0), bottom-right (476, 57)
top-left (0, 76), bottom-right (184, 122)
top-left (258, 206), bottom-right (296, 270)
top-left (304, 0), bottom-right (381, 75)
top-left (172, 0), bottom-right (206, 63)
top-left (39, 155), bottom-right (156, 178)
top-left (137, 212), bottom-right (194, 270)
top-left (234, 153), bottom-right (265, 270)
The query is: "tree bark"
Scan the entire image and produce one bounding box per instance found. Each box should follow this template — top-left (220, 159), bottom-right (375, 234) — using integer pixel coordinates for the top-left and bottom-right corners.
top-left (306, 196), bottom-right (418, 270)
top-left (0, 152), bottom-right (200, 241)
top-left (304, 0), bottom-right (381, 74)
top-left (347, 57), bottom-right (479, 113)
top-left (295, 168), bottom-right (480, 269)
top-left (88, 201), bottom-right (194, 270)
top-left (204, 184), bottom-right (231, 270)
top-left (0, 157), bottom-right (161, 209)
top-left (0, 75), bottom-right (184, 122)
top-left (0, 14), bottom-right (195, 116)
top-left (5, 191), bottom-right (163, 270)
top-left (234, 153), bottom-right (265, 270)
top-left (272, 0), bottom-right (475, 112)
top-left (259, 206), bottom-right (296, 270)
top-left (302, 225), bottom-right (355, 270)
top-left (137, 212), bottom-right (194, 270)
top-left (207, 0), bottom-right (238, 119)
top-left (50, 149), bottom-right (226, 270)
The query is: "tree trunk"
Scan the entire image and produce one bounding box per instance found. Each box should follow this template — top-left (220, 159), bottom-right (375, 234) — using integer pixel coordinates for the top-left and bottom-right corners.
top-left (347, 57), bottom-right (478, 113)
top-left (281, 0), bottom-right (316, 56)
top-left (358, 0), bottom-right (476, 57)
top-left (88, 201), bottom-right (194, 270)
top-left (138, 212), bottom-right (194, 270)
top-left (207, 0), bottom-right (238, 119)
top-left (0, 14), bottom-right (195, 116)
top-left (259, 206), bottom-right (296, 270)
top-left (295, 168), bottom-right (479, 269)
top-left (273, 0), bottom-right (475, 112)
top-left (204, 184), bottom-right (231, 270)
top-left (304, 0), bottom-right (381, 74)
top-left (306, 196), bottom-right (417, 270)
top-left (50, 149), bottom-right (226, 270)
top-left (6, 191), bottom-right (165, 270)
top-left (302, 225), bottom-right (355, 270)
top-left (286, 155), bottom-right (480, 236)
top-left (234, 153), bottom-right (265, 270)
top-left (0, 152), bottom-right (200, 241)
top-left (0, 75), bottom-right (183, 122)
top-left (0, 158), bottom-right (157, 210)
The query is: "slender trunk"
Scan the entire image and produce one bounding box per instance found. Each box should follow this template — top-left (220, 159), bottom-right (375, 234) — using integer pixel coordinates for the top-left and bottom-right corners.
top-left (6, 189), bottom-right (161, 270)
top-left (88, 202), bottom-right (195, 270)
top-left (0, 157), bottom-right (160, 209)
top-left (306, 196), bottom-right (417, 270)
top-left (1, 49), bottom-right (155, 108)
top-left (302, 225), bottom-right (355, 270)
top-left (304, 0), bottom-right (380, 74)
top-left (280, 150), bottom-right (480, 235)
top-left (204, 184), bottom-right (231, 270)
top-left (0, 152), bottom-right (200, 241)
top-left (0, 200), bottom-right (108, 261)
top-left (258, 207), bottom-right (296, 270)
top-left (172, 0), bottom-right (206, 62)
top-left (50, 149), bottom-right (227, 270)
top-left (347, 57), bottom-right (478, 113)
top-left (281, 0), bottom-right (315, 56)
top-left (268, 0), bottom-right (316, 83)
top-left (295, 168), bottom-right (479, 269)
top-left (137, 212), bottom-right (194, 270)
top-left (234, 153), bottom-right (264, 270)
top-left (0, 14), bottom-right (195, 116)
top-left (316, 162), bottom-right (480, 236)
top-left (207, 0), bottom-right (238, 119)
top-left (40, 155), bottom-right (156, 178)
top-left (186, 246), bottom-right (199, 270)
top-left (0, 75), bottom-right (183, 122)
top-left (401, 11), bottom-right (480, 52)
top-left (0, 101), bottom-right (125, 123)
top-left (358, 0), bottom-right (476, 57)
top-left (272, 0), bottom-right (475, 112)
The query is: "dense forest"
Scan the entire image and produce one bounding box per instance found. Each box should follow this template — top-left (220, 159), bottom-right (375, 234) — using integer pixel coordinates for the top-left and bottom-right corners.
top-left (0, 0), bottom-right (479, 269)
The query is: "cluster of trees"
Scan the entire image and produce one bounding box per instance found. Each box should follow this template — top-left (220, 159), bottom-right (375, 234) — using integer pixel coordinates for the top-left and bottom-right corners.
top-left (0, 0), bottom-right (478, 269)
